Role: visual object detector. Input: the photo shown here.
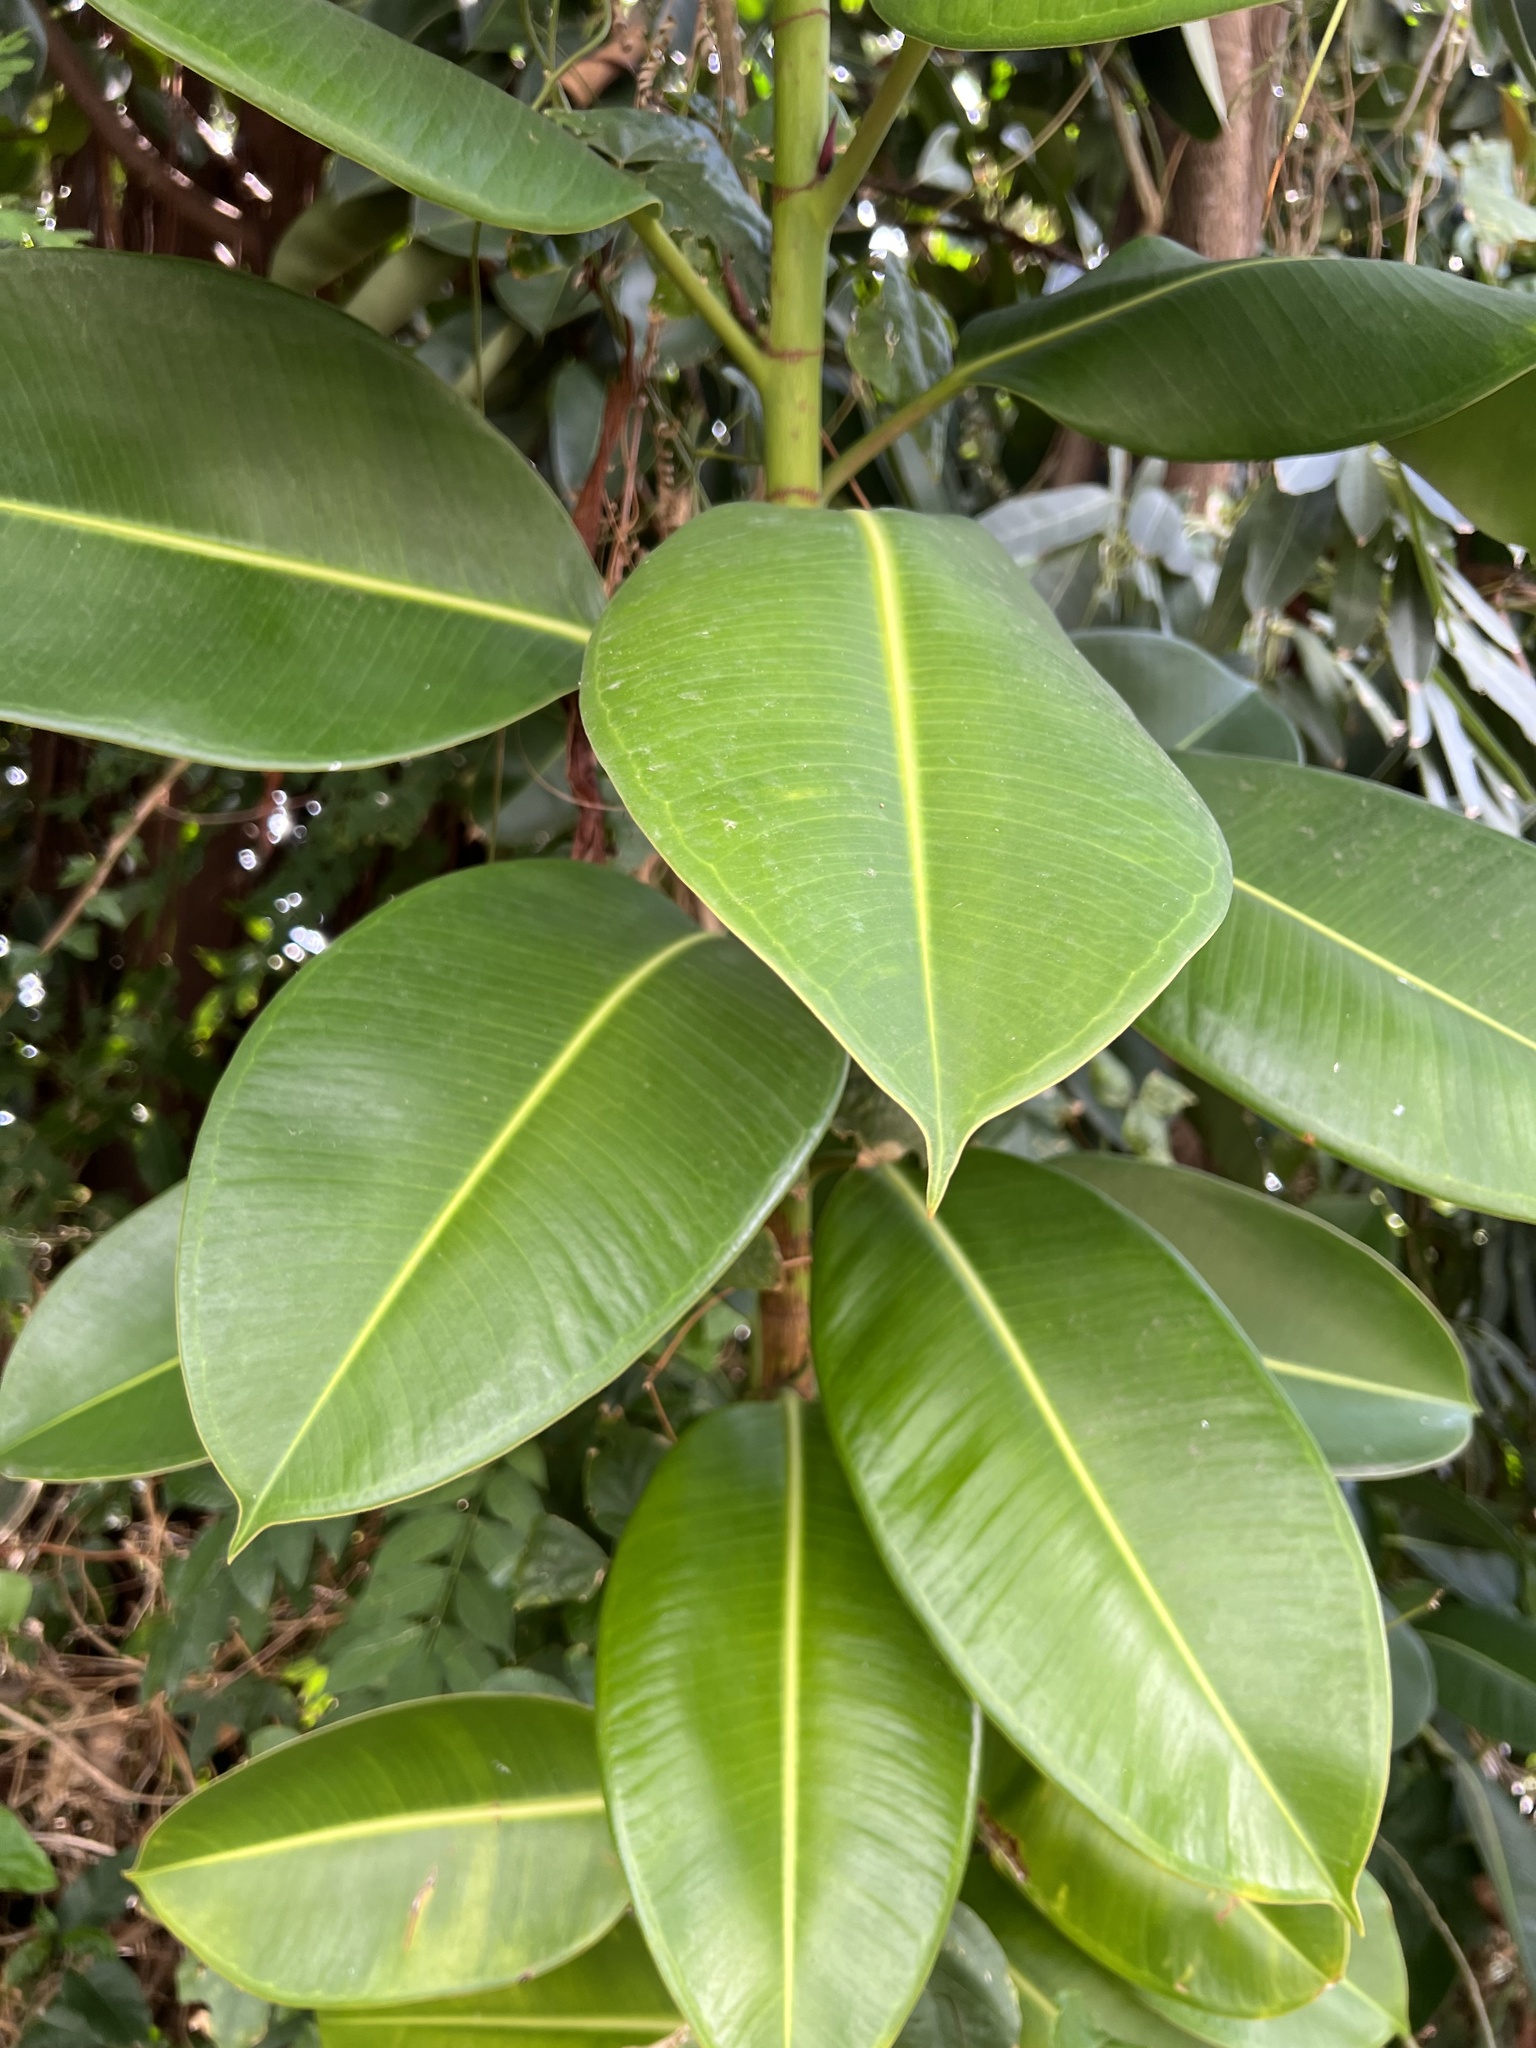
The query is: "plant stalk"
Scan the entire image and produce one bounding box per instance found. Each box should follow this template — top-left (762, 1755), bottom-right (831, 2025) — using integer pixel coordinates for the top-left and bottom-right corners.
top-left (815, 35), bottom-right (933, 232)
top-left (763, 0), bottom-right (833, 504)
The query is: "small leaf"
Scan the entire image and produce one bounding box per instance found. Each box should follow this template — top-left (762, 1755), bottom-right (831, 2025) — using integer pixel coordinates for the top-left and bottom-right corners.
top-left (133, 1694), bottom-right (626, 2006)
top-left (1442, 1720), bottom-right (1536, 1992)
top-left (1073, 631), bottom-right (1300, 763)
top-left (0, 1569), bottom-right (31, 1633)
top-left (1143, 757), bottom-right (1536, 1223)
top-left (1384, 1606), bottom-right (1436, 1751)
top-left (0, 1184), bottom-right (204, 1481)
top-left (815, 1152), bottom-right (1387, 1909)
top-left (896, 1902), bottom-right (1020, 2048)
top-left (1054, 1156), bottom-right (1474, 1478)
top-left (92, 0), bottom-right (649, 233)
top-left (583, 504), bottom-right (1228, 1207)
top-left (180, 863), bottom-right (843, 1540)
top-left (0, 1806), bottom-right (54, 1895)
top-left (597, 1399), bottom-right (979, 2048)
top-left (1418, 1602), bottom-right (1536, 1747)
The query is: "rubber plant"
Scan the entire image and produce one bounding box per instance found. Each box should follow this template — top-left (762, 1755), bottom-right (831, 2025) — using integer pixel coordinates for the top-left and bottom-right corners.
top-left (8, 0), bottom-right (1536, 2043)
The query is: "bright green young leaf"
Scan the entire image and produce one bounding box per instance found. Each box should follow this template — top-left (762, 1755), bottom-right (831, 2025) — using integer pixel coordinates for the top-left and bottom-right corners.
top-left (0, 1184), bottom-right (204, 1481)
top-left (0, 252), bottom-right (602, 769)
top-left (134, 1694), bottom-right (625, 2006)
top-left (597, 1398), bottom-right (979, 2048)
top-left (92, 0), bottom-right (649, 233)
top-left (316, 1915), bottom-right (679, 2048)
top-left (1053, 1156), bottom-right (1474, 1478)
top-left (955, 239), bottom-right (1536, 551)
top-left (870, 0), bottom-right (1248, 50)
top-left (814, 1153), bottom-right (1387, 1910)
top-left (583, 504), bottom-right (1228, 1206)
top-left (182, 863), bottom-right (843, 1543)
top-left (968, 1860), bottom-right (1407, 2048)
top-left (0, 1804), bottom-right (55, 1895)
top-left (1073, 631), bottom-right (1301, 764)
top-left (1143, 756), bottom-right (1536, 1222)
top-left (896, 1902), bottom-right (1021, 2048)
top-left (1417, 1603), bottom-right (1536, 1747)
top-left (980, 1738), bottom-right (1348, 2017)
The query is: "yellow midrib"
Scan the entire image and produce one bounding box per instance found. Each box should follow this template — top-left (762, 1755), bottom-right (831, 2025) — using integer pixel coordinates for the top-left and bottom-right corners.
top-left (779, 1393), bottom-right (805, 2048)
top-left (323, 2019), bottom-right (678, 2036)
top-left (884, 1168), bottom-right (1340, 1903)
top-left (237, 930), bottom-right (712, 1530)
top-left (1265, 1355), bottom-right (1470, 1408)
top-left (854, 513), bottom-right (943, 1174)
top-left (2, 1354), bottom-right (181, 1449)
top-left (1232, 877), bottom-right (1536, 1057)
top-left (0, 495), bottom-right (593, 644)
top-left (140, 1791), bottom-right (607, 1877)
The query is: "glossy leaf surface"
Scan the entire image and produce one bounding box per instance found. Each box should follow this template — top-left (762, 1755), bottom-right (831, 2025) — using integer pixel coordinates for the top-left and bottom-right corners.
top-left (896, 1903), bottom-right (1020, 2048)
top-left (316, 1916), bottom-right (678, 2048)
top-left (969, 1861), bottom-right (1407, 2048)
top-left (981, 1740), bottom-right (1347, 2017)
top-left (181, 865), bottom-right (844, 1542)
top-left (870, 0), bottom-right (1249, 49)
top-left (0, 252), bottom-right (601, 769)
top-left (94, 1), bottom-right (648, 232)
top-left (134, 1695), bottom-right (625, 2006)
top-left (0, 1185), bottom-right (203, 1481)
top-left (956, 239), bottom-right (1536, 550)
top-left (1418, 1603), bottom-right (1536, 1747)
top-left (583, 504), bottom-right (1228, 1205)
top-left (1054, 1156), bottom-right (1473, 1478)
top-left (1143, 756), bottom-right (1536, 1221)
top-left (815, 1153), bottom-right (1387, 1908)
top-left (597, 1399), bottom-right (978, 2048)
top-left (1074, 631), bottom-right (1300, 763)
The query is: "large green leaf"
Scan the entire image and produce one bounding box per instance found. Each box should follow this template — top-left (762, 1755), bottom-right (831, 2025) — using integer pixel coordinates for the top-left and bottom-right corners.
top-left (0, 252), bottom-right (601, 769)
top-left (316, 1916), bottom-right (679, 2048)
top-left (1053, 1156), bottom-right (1473, 1479)
top-left (0, 1184), bottom-right (203, 1481)
top-left (1417, 1604), bottom-right (1536, 1747)
top-left (597, 1398), bottom-right (978, 2048)
top-left (134, 1694), bottom-right (626, 2006)
top-left (955, 239), bottom-right (1536, 550)
top-left (93, 1), bottom-right (648, 233)
top-left (582, 504), bottom-right (1228, 1207)
top-left (182, 864), bottom-right (843, 1543)
top-left (1073, 632), bottom-right (1301, 764)
top-left (967, 1860), bottom-right (1408, 2048)
top-left (980, 1738), bottom-right (1348, 2018)
top-left (814, 1152), bottom-right (1387, 1910)
top-left (870, 0), bottom-right (1249, 50)
top-left (1143, 756), bottom-right (1536, 1222)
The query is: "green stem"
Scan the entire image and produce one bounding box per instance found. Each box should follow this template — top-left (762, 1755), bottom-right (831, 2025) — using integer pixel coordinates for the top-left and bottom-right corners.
top-left (821, 361), bottom-right (970, 503)
top-left (815, 36), bottom-right (933, 233)
top-left (631, 210), bottom-right (771, 386)
top-left (763, 0), bottom-right (832, 504)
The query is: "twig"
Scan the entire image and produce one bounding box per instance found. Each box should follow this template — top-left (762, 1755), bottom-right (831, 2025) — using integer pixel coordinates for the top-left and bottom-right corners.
top-left (815, 35), bottom-right (933, 231)
top-left (44, 20), bottom-right (242, 249)
top-left (0, 1702), bottom-right (167, 1808)
top-left (31, 1831), bottom-right (117, 1858)
top-left (1373, 1834), bottom-right (1497, 2048)
top-left (1106, 71), bottom-right (1162, 233)
top-left (997, 49), bottom-right (1110, 176)
top-left (38, 759), bottom-right (188, 959)
top-left (642, 1291), bottom-right (730, 1439)
top-left (631, 211), bottom-right (770, 385)
top-left (1265, 0), bottom-right (1351, 214)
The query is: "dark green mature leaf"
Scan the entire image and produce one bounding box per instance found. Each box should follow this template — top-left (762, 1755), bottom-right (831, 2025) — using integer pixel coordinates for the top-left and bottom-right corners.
top-left (981, 1740), bottom-right (1348, 2017)
top-left (0, 253), bottom-right (602, 770)
top-left (1054, 1157), bottom-right (1473, 1478)
top-left (968, 1860), bottom-right (1407, 2048)
top-left (316, 1916), bottom-right (679, 2048)
top-left (1143, 757), bottom-right (1536, 1222)
top-left (583, 504), bottom-right (1228, 1207)
top-left (0, 1184), bottom-right (204, 1480)
top-left (896, 1903), bottom-right (1020, 2048)
top-left (1385, 1609), bottom-right (1436, 1751)
top-left (93, 0), bottom-right (648, 232)
top-left (815, 1153), bottom-right (1387, 1910)
top-left (181, 864), bottom-right (844, 1543)
top-left (597, 1399), bottom-right (979, 2048)
top-left (956, 239), bottom-right (1536, 550)
top-left (1073, 632), bottom-right (1300, 764)
top-left (134, 1694), bottom-right (625, 2005)
top-left (1441, 1722), bottom-right (1536, 1991)
top-left (870, 0), bottom-right (1249, 49)
top-left (1418, 1604), bottom-right (1536, 1747)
